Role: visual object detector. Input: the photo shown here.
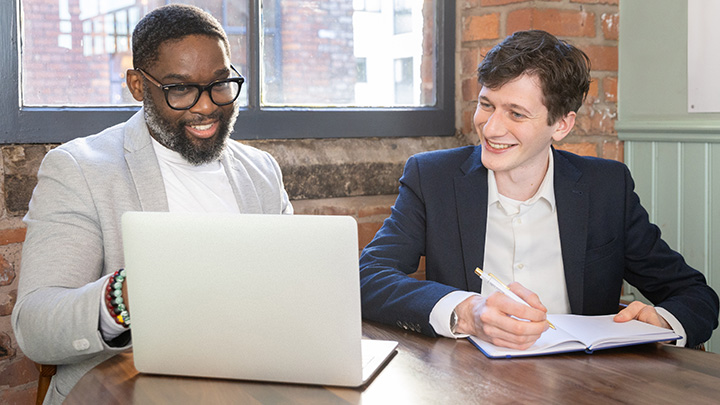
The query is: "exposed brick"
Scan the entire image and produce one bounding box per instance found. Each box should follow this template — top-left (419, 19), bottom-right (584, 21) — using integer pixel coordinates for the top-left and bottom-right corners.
top-left (508, 8), bottom-right (595, 37)
top-left (572, 0), bottom-right (618, 4)
top-left (463, 109), bottom-right (477, 137)
top-left (1, 254), bottom-right (15, 287)
top-left (575, 105), bottom-right (617, 136)
top-left (461, 48), bottom-right (479, 76)
top-left (0, 289), bottom-right (16, 316)
top-left (602, 139), bottom-right (624, 162)
top-left (0, 228), bottom-right (26, 246)
top-left (462, 0), bottom-right (481, 9)
top-left (601, 13), bottom-right (619, 40)
top-left (357, 204), bottom-right (392, 218)
top-left (603, 76), bottom-right (618, 102)
top-left (0, 388), bottom-right (37, 405)
top-left (582, 45), bottom-right (618, 71)
top-left (358, 222), bottom-right (383, 249)
top-left (1, 145), bottom-right (48, 176)
top-left (556, 142), bottom-right (598, 157)
top-left (0, 353), bottom-right (39, 387)
top-left (480, 0), bottom-right (528, 5)
top-left (587, 79), bottom-right (600, 104)
top-left (0, 332), bottom-right (14, 360)
top-left (294, 204), bottom-right (356, 216)
top-left (4, 175), bottom-right (36, 215)
top-left (463, 13), bottom-right (500, 42)
top-left (462, 78), bottom-right (479, 102)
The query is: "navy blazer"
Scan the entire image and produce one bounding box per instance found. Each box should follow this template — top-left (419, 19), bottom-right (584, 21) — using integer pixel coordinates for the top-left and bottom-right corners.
top-left (360, 146), bottom-right (718, 347)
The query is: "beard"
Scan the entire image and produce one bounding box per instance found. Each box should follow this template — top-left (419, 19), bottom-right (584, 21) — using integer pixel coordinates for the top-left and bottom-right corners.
top-left (143, 84), bottom-right (239, 165)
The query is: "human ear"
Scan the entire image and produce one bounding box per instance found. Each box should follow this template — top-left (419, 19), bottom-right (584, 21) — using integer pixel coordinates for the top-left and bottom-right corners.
top-left (126, 69), bottom-right (145, 102)
top-left (551, 111), bottom-right (576, 142)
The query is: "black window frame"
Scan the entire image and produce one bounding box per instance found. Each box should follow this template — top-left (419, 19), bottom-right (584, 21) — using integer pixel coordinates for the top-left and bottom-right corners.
top-left (1, 0), bottom-right (455, 143)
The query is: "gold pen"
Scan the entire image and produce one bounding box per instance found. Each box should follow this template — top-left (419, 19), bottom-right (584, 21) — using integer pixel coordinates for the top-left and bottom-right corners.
top-left (474, 268), bottom-right (556, 330)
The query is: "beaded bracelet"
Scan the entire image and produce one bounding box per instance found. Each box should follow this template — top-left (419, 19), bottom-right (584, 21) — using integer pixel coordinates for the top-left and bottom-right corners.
top-left (105, 269), bottom-right (130, 328)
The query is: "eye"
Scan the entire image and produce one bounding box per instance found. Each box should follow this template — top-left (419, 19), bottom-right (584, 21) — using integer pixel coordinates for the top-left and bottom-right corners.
top-left (479, 102), bottom-right (494, 111)
top-left (510, 111), bottom-right (526, 120)
top-left (168, 85), bottom-right (192, 95)
top-left (213, 81), bottom-right (231, 91)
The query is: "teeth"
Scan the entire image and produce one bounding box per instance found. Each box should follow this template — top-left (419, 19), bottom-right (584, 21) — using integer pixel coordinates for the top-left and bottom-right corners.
top-left (488, 141), bottom-right (511, 149)
top-left (191, 123), bottom-right (213, 131)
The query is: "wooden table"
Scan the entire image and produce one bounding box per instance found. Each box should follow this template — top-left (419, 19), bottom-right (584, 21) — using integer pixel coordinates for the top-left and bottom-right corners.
top-left (66, 321), bottom-right (720, 404)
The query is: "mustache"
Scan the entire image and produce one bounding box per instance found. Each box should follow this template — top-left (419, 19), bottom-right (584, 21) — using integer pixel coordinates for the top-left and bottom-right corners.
top-left (179, 110), bottom-right (225, 126)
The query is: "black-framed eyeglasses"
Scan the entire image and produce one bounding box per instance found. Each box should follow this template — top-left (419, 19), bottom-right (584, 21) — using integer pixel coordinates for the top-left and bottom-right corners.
top-left (135, 65), bottom-right (244, 110)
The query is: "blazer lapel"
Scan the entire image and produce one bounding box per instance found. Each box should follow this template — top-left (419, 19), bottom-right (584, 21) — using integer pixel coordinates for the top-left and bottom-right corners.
top-left (221, 146), bottom-right (263, 213)
top-left (123, 110), bottom-right (169, 212)
top-left (454, 147), bottom-right (488, 292)
top-left (553, 149), bottom-right (589, 314)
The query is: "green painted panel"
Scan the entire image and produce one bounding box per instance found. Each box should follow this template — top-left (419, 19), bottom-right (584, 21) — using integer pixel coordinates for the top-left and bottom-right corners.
top-left (618, 0), bottom-right (689, 120)
top-left (654, 143), bottom-right (680, 248)
top-left (620, 0), bottom-right (720, 353)
top-left (618, 0), bottom-right (720, 137)
top-left (709, 144), bottom-right (720, 353)
top-left (625, 142), bottom-right (655, 218)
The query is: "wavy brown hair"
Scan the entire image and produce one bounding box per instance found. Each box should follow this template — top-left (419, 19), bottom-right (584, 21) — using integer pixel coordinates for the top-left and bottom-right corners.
top-left (477, 30), bottom-right (591, 125)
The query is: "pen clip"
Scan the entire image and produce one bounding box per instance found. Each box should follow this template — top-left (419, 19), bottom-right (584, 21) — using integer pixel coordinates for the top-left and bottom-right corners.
top-left (488, 272), bottom-right (510, 289)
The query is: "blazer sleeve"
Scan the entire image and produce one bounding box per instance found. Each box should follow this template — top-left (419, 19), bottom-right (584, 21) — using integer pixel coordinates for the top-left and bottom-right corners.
top-left (360, 155), bottom-right (459, 337)
top-left (12, 148), bottom-right (130, 365)
top-left (619, 166), bottom-right (719, 347)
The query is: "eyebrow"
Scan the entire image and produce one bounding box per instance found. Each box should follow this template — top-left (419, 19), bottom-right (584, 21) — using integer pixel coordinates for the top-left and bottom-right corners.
top-left (160, 67), bottom-right (231, 83)
top-left (479, 95), bottom-right (535, 118)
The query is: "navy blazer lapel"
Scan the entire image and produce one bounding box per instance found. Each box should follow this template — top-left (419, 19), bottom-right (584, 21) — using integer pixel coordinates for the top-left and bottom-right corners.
top-left (553, 149), bottom-right (589, 314)
top-left (454, 147), bottom-right (487, 293)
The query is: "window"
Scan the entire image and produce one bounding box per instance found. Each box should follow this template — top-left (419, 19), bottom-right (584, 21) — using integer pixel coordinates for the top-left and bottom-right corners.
top-left (1, 0), bottom-right (454, 143)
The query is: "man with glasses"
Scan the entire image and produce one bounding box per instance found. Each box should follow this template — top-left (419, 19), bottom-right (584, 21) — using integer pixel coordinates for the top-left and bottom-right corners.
top-left (12, 5), bottom-right (292, 404)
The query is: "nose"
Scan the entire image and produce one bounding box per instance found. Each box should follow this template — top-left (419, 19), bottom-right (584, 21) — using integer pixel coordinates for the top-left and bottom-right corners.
top-left (480, 109), bottom-right (505, 138)
top-left (189, 89), bottom-right (216, 115)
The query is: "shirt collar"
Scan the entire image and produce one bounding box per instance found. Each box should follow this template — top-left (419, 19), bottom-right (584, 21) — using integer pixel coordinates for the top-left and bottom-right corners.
top-left (487, 148), bottom-right (556, 213)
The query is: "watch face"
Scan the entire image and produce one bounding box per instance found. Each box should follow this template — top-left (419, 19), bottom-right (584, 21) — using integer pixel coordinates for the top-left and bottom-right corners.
top-left (450, 310), bottom-right (458, 333)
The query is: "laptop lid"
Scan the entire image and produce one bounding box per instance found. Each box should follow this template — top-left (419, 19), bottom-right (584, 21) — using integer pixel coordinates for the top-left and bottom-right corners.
top-left (122, 211), bottom-right (396, 387)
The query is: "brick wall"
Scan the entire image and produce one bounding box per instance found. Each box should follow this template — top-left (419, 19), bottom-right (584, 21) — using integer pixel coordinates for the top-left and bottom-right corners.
top-left (0, 0), bottom-right (619, 399)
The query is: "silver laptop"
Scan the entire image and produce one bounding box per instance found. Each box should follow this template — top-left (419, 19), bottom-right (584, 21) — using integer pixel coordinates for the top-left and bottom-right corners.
top-left (121, 211), bottom-right (397, 387)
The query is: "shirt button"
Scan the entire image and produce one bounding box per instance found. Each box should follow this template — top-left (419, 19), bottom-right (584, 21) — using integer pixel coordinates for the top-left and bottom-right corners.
top-left (516, 263), bottom-right (525, 270)
top-left (73, 339), bottom-right (90, 351)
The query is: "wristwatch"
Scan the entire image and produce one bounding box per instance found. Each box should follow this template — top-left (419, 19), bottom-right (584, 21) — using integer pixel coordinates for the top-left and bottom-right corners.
top-left (450, 310), bottom-right (458, 334)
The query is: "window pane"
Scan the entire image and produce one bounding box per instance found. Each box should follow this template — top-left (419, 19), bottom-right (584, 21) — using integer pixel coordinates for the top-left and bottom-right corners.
top-left (261, 0), bottom-right (436, 107)
top-left (21, 0), bottom-right (249, 107)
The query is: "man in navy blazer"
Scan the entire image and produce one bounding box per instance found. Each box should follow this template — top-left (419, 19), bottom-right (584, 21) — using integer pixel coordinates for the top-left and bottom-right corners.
top-left (360, 30), bottom-right (718, 350)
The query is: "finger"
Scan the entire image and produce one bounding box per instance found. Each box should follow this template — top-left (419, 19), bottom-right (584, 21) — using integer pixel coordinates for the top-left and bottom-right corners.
top-left (508, 282), bottom-right (547, 313)
top-left (478, 301), bottom-right (548, 341)
top-left (635, 306), bottom-right (671, 329)
top-left (613, 300), bottom-right (645, 322)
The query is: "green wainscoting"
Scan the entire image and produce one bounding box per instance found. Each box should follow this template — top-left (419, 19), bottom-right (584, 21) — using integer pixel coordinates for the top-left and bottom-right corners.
top-left (619, 0), bottom-right (720, 352)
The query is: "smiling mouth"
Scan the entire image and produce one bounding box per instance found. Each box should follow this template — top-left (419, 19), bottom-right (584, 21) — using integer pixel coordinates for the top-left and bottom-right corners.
top-left (486, 140), bottom-right (514, 150)
top-left (190, 123), bottom-right (214, 131)
top-left (185, 121), bottom-right (219, 139)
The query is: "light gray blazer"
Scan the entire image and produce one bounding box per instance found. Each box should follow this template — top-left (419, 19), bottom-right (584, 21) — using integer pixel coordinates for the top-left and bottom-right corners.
top-left (11, 109), bottom-right (293, 404)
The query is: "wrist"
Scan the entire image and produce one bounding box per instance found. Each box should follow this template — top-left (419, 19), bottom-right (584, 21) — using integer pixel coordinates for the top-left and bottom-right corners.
top-left (104, 269), bottom-right (131, 328)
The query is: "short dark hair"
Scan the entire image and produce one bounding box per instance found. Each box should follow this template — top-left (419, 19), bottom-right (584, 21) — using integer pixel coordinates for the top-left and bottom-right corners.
top-left (477, 30), bottom-right (591, 125)
top-left (132, 4), bottom-right (230, 70)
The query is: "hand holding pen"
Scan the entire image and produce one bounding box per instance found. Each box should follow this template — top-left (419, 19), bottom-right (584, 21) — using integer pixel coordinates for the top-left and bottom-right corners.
top-left (452, 268), bottom-right (552, 350)
top-left (474, 268), bottom-right (555, 330)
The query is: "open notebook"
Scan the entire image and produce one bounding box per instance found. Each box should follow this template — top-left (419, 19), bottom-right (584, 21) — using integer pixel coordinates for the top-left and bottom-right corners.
top-left (122, 211), bottom-right (397, 387)
top-left (469, 314), bottom-right (681, 359)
